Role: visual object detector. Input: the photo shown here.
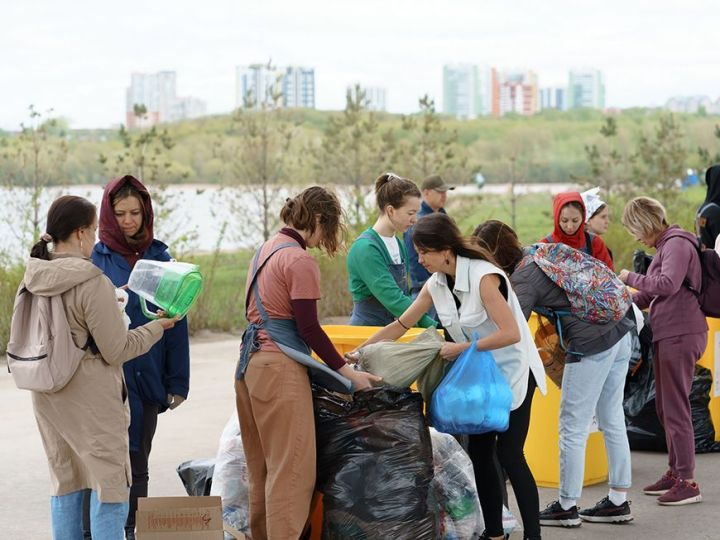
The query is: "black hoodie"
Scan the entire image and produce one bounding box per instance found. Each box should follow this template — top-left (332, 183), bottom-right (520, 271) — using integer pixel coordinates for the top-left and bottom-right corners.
top-left (697, 165), bottom-right (720, 249)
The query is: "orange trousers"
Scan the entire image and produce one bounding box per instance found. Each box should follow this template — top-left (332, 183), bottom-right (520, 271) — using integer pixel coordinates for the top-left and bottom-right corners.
top-left (235, 351), bottom-right (316, 540)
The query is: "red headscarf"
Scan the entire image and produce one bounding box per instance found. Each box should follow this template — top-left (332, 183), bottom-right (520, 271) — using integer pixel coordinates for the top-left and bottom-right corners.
top-left (547, 191), bottom-right (587, 250)
top-left (99, 175), bottom-right (154, 268)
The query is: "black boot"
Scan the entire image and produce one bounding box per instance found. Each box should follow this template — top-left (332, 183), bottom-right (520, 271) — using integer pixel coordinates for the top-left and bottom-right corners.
top-left (125, 528), bottom-right (136, 540)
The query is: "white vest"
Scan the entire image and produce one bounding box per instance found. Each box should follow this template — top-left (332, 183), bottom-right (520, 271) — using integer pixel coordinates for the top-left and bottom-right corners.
top-left (427, 257), bottom-right (547, 409)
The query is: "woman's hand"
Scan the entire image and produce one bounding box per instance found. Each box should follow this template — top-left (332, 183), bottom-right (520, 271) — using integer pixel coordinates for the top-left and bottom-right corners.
top-left (344, 350), bottom-right (360, 364)
top-left (167, 394), bottom-right (186, 410)
top-left (338, 365), bottom-right (382, 391)
top-left (440, 342), bottom-right (469, 361)
top-left (618, 269), bottom-right (631, 284)
top-left (156, 311), bottom-right (181, 330)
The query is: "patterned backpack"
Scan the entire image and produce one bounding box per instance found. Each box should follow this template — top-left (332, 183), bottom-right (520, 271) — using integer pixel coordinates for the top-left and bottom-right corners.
top-left (517, 243), bottom-right (632, 324)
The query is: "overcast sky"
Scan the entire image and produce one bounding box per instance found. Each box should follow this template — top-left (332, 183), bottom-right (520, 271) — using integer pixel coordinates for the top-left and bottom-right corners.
top-left (2, 0), bottom-right (719, 130)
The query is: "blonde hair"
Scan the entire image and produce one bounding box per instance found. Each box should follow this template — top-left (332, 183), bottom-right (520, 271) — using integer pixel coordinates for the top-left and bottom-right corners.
top-left (621, 196), bottom-right (668, 237)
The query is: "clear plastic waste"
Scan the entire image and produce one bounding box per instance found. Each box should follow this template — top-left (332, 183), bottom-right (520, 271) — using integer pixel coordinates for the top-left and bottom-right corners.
top-left (128, 260), bottom-right (203, 319)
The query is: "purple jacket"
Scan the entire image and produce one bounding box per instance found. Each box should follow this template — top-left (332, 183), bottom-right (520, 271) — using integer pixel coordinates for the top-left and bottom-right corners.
top-left (626, 225), bottom-right (707, 342)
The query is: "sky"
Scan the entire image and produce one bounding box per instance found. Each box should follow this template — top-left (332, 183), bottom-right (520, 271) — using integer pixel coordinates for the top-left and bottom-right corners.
top-left (2, 0), bottom-right (720, 130)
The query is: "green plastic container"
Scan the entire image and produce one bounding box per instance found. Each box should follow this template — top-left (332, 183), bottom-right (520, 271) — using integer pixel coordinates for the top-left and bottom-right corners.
top-left (128, 260), bottom-right (203, 319)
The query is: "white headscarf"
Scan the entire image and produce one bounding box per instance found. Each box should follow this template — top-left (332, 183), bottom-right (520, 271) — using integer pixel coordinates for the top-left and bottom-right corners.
top-left (580, 187), bottom-right (606, 222)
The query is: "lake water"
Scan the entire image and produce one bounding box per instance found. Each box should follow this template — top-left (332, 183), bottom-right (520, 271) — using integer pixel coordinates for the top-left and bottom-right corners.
top-left (0, 182), bottom-right (576, 262)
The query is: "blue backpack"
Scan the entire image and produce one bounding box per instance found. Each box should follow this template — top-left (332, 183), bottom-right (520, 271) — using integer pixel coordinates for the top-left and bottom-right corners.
top-left (429, 338), bottom-right (513, 434)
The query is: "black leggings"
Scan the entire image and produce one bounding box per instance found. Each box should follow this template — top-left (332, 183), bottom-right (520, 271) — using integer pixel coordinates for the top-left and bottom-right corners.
top-left (467, 373), bottom-right (539, 539)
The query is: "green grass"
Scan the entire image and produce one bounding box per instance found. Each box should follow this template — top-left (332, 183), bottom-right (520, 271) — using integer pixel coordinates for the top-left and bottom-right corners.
top-left (185, 250), bottom-right (253, 334)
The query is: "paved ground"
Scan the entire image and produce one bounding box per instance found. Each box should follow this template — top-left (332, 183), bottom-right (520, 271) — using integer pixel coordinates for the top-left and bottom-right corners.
top-left (2, 337), bottom-right (719, 539)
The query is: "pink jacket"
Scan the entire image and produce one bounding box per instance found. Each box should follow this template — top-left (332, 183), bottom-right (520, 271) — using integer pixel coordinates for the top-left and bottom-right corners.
top-left (626, 225), bottom-right (707, 342)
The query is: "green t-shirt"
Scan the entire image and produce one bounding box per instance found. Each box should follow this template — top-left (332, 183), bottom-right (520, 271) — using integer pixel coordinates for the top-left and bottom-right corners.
top-left (347, 228), bottom-right (436, 328)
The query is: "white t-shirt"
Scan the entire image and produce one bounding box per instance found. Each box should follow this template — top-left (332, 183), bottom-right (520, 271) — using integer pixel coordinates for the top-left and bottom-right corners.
top-left (380, 234), bottom-right (402, 264)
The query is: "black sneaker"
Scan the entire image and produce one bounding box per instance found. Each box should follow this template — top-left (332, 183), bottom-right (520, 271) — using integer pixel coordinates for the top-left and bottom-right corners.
top-left (579, 496), bottom-right (633, 523)
top-left (539, 500), bottom-right (581, 527)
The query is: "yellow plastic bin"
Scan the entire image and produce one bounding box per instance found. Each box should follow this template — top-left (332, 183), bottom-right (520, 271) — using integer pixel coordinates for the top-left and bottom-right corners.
top-left (696, 317), bottom-right (720, 440)
top-left (525, 314), bottom-right (608, 488)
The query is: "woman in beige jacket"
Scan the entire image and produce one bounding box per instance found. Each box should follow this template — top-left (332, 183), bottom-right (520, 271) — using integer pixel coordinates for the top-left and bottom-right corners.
top-left (22, 195), bottom-right (177, 540)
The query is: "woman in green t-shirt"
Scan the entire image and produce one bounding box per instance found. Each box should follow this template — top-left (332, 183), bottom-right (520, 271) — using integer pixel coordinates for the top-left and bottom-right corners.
top-left (347, 172), bottom-right (436, 328)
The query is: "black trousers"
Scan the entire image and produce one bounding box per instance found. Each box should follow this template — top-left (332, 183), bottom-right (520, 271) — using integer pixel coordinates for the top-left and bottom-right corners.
top-left (467, 373), bottom-right (540, 539)
top-left (126, 401), bottom-right (160, 531)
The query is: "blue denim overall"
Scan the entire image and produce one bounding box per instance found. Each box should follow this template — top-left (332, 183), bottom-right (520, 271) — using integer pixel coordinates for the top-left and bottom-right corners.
top-left (235, 242), bottom-right (353, 394)
top-left (349, 231), bottom-right (409, 326)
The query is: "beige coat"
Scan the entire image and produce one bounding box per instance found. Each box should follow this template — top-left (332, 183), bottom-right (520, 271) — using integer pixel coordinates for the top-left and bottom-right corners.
top-left (24, 253), bottom-right (164, 503)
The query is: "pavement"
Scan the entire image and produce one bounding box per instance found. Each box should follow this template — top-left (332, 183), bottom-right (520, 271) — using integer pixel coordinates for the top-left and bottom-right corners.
top-left (2, 337), bottom-right (719, 539)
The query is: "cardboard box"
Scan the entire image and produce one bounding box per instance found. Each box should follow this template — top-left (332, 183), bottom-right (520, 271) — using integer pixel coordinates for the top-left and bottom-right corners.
top-left (136, 496), bottom-right (225, 540)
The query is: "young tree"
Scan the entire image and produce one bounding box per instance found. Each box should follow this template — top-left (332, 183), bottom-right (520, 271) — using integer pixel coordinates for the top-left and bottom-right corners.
top-left (315, 84), bottom-right (396, 227)
top-left (221, 74), bottom-right (295, 242)
top-left (399, 95), bottom-right (474, 185)
top-left (633, 114), bottom-right (687, 194)
top-left (0, 105), bottom-right (68, 257)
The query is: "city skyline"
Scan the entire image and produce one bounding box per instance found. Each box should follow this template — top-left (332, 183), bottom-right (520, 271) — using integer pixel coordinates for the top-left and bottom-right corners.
top-left (2, 0), bottom-right (720, 130)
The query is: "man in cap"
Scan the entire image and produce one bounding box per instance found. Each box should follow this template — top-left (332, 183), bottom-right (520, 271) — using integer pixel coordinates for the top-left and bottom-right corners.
top-left (404, 175), bottom-right (454, 317)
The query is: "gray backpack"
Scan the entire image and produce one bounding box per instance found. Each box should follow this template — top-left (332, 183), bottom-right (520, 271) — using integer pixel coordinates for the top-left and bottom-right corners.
top-left (6, 283), bottom-right (91, 393)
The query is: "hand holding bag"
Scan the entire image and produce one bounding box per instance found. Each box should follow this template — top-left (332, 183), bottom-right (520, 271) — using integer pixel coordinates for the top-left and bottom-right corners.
top-left (429, 339), bottom-right (513, 434)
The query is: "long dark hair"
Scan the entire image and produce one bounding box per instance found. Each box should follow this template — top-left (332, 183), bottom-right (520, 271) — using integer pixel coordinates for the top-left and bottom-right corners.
top-left (280, 186), bottom-right (345, 256)
top-left (472, 220), bottom-right (524, 275)
top-left (30, 196), bottom-right (97, 260)
top-left (412, 213), bottom-right (497, 263)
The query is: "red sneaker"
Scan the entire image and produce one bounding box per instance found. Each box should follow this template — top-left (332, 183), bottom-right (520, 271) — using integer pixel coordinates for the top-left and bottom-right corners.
top-left (657, 479), bottom-right (702, 506)
top-left (643, 470), bottom-right (676, 496)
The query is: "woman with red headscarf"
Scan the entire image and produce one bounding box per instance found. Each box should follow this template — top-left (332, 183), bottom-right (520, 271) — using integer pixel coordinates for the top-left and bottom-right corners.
top-left (90, 175), bottom-right (190, 540)
top-left (540, 191), bottom-right (614, 270)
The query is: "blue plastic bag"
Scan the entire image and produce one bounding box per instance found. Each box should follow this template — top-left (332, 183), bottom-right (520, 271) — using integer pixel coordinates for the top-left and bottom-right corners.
top-left (429, 341), bottom-right (513, 434)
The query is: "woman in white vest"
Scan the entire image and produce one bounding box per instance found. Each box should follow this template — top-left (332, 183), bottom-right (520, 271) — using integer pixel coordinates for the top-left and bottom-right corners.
top-left (356, 212), bottom-right (546, 540)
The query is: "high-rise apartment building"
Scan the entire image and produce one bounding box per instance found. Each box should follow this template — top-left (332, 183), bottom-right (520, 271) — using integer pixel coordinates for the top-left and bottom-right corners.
top-left (347, 84), bottom-right (387, 111)
top-left (236, 64), bottom-right (316, 110)
top-left (442, 64), bottom-right (492, 119)
top-left (540, 87), bottom-right (568, 111)
top-left (125, 71), bottom-right (206, 127)
top-left (283, 67), bottom-right (315, 108)
top-left (567, 69), bottom-right (605, 109)
top-left (496, 70), bottom-right (539, 116)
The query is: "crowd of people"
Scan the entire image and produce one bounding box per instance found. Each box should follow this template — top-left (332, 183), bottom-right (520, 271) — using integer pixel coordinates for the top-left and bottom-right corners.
top-left (15, 167), bottom-right (720, 540)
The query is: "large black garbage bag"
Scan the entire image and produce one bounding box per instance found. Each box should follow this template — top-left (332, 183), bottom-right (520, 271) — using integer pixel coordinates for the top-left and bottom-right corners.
top-left (313, 385), bottom-right (437, 540)
top-left (177, 458), bottom-right (215, 496)
top-left (624, 322), bottom-right (720, 453)
top-left (691, 368), bottom-right (720, 453)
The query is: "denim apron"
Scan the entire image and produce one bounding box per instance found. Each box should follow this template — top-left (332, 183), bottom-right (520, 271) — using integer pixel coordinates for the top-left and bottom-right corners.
top-left (349, 231), bottom-right (409, 326)
top-left (235, 242), bottom-right (353, 394)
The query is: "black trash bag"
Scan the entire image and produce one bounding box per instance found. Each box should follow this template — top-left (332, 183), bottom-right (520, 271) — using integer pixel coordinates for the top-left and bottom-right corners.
top-left (633, 249), bottom-right (653, 275)
top-left (177, 458), bottom-right (215, 496)
top-left (313, 385), bottom-right (437, 540)
top-left (624, 354), bottom-right (667, 451)
top-left (624, 320), bottom-right (720, 453)
top-left (690, 368), bottom-right (720, 453)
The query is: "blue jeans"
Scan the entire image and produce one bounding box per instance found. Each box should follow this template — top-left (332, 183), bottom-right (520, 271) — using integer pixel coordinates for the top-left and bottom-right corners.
top-left (51, 489), bottom-right (129, 540)
top-left (559, 332), bottom-right (633, 500)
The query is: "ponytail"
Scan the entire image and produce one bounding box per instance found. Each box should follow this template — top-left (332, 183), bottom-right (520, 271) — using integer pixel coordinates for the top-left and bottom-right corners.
top-left (375, 172), bottom-right (421, 211)
top-left (29, 196), bottom-right (96, 260)
top-left (30, 236), bottom-right (53, 261)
